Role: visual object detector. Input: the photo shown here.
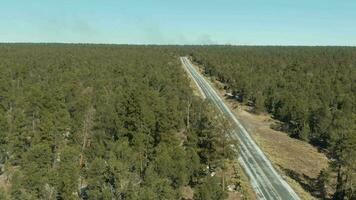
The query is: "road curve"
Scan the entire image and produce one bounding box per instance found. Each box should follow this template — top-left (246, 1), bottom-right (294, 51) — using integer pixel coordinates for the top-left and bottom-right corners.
top-left (181, 57), bottom-right (300, 200)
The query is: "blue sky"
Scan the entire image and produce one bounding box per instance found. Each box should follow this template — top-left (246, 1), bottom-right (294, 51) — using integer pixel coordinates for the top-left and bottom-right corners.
top-left (0, 0), bottom-right (355, 45)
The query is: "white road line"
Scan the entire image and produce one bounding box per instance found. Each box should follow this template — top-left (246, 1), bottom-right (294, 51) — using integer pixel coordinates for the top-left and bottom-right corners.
top-left (180, 57), bottom-right (206, 99)
top-left (181, 57), bottom-right (300, 200)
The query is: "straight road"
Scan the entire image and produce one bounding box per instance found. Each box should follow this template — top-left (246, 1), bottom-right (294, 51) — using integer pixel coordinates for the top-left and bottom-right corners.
top-left (181, 57), bottom-right (300, 200)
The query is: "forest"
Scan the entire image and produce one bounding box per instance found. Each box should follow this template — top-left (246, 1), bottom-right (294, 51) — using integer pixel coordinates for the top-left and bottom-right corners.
top-left (0, 44), bottom-right (239, 200)
top-left (189, 46), bottom-right (356, 200)
top-left (0, 44), bottom-right (354, 200)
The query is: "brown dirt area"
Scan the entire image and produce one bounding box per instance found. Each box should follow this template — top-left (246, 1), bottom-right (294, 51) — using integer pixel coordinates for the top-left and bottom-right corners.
top-left (231, 103), bottom-right (328, 200)
top-left (0, 166), bottom-right (14, 196)
top-left (214, 160), bottom-right (257, 200)
top-left (225, 160), bottom-right (257, 200)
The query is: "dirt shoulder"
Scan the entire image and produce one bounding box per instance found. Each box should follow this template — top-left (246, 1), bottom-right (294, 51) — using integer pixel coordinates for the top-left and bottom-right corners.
top-left (181, 62), bottom-right (257, 200)
top-left (190, 60), bottom-right (329, 200)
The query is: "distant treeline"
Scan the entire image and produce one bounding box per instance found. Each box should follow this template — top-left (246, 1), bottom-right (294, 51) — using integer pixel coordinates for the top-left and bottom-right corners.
top-left (0, 44), bottom-right (354, 200)
top-left (188, 46), bottom-right (356, 200)
top-left (0, 44), bottom-right (236, 200)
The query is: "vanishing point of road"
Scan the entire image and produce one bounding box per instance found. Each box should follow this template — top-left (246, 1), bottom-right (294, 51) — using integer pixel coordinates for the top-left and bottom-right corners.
top-left (181, 57), bottom-right (300, 200)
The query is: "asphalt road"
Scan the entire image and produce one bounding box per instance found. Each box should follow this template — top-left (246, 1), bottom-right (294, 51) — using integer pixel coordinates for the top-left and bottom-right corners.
top-left (181, 57), bottom-right (300, 200)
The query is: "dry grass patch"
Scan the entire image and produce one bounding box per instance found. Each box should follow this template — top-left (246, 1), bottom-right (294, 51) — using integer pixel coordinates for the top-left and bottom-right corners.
top-left (189, 59), bottom-right (330, 199)
top-left (234, 105), bottom-right (328, 178)
top-left (181, 186), bottom-right (194, 200)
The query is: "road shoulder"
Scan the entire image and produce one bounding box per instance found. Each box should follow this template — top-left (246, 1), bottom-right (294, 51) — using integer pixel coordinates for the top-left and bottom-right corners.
top-left (189, 58), bottom-right (329, 200)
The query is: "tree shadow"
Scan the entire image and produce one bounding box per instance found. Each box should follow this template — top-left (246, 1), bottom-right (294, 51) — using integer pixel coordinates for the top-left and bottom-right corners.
top-left (277, 165), bottom-right (328, 199)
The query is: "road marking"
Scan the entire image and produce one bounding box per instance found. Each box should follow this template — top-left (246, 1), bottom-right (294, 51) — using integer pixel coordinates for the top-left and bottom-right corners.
top-left (180, 57), bottom-right (206, 99)
top-left (181, 57), bottom-right (300, 200)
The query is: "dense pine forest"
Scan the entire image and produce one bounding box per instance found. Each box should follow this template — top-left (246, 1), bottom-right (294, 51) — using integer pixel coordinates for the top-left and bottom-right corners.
top-left (189, 46), bottom-right (356, 199)
top-left (0, 44), bottom-right (355, 200)
top-left (0, 44), bottom-right (239, 199)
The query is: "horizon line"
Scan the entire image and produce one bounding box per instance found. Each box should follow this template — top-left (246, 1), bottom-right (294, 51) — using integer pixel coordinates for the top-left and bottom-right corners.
top-left (1, 41), bottom-right (356, 47)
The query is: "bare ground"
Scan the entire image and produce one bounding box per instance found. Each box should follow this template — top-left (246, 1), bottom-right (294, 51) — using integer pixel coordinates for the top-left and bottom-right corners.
top-left (231, 103), bottom-right (328, 200)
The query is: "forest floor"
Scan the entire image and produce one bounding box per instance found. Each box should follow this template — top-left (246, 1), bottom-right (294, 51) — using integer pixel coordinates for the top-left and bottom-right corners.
top-left (189, 61), bottom-right (330, 200)
top-left (180, 160), bottom-right (256, 200)
top-left (224, 161), bottom-right (257, 200)
top-left (0, 173), bottom-right (7, 191)
top-left (0, 166), bottom-right (13, 195)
